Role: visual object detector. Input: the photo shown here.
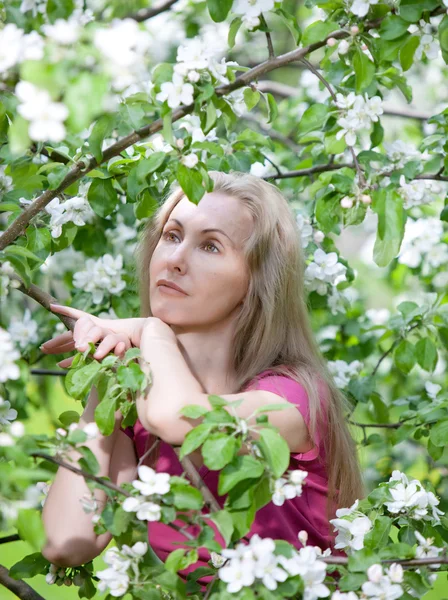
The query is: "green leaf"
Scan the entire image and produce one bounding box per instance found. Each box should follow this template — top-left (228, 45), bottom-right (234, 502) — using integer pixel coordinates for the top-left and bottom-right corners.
top-left (265, 93), bottom-right (278, 124)
top-left (302, 20), bottom-right (339, 46)
top-left (78, 445), bottom-right (100, 475)
top-left (137, 153), bottom-right (166, 180)
top-left (274, 8), bottom-right (301, 45)
top-left (202, 433), bottom-right (238, 470)
top-left (257, 428), bottom-right (290, 478)
top-left (218, 455), bottom-right (264, 495)
top-left (87, 178), bottom-right (118, 218)
top-left (94, 392), bottom-right (117, 436)
top-left (177, 163), bottom-right (205, 204)
top-left (298, 104), bottom-right (329, 136)
top-left (399, 35), bottom-right (420, 71)
top-left (9, 553), bottom-right (49, 580)
top-left (348, 548), bottom-right (380, 572)
top-left (208, 394), bottom-right (229, 408)
top-left (8, 116), bottom-right (31, 156)
top-left (380, 15), bottom-right (410, 40)
top-left (179, 423), bottom-right (213, 458)
top-left (117, 362), bottom-right (146, 392)
top-left (244, 88), bottom-right (260, 111)
top-left (372, 189), bottom-right (406, 267)
top-left (4, 244), bottom-right (41, 262)
top-left (254, 403), bottom-right (292, 414)
top-left (228, 17), bottom-right (243, 48)
top-left (65, 361), bottom-right (102, 400)
top-left (89, 114), bottom-right (116, 163)
top-left (439, 15), bottom-right (448, 65)
top-left (171, 483), bottom-right (204, 510)
top-left (17, 509), bottom-right (46, 551)
top-left (353, 46), bottom-right (375, 93)
top-left (210, 510), bottom-right (234, 546)
top-left (58, 410), bottom-right (80, 426)
top-left (207, 0), bottom-right (233, 22)
top-left (178, 404), bottom-right (209, 419)
top-left (429, 418), bottom-right (448, 447)
top-left (428, 438), bottom-right (444, 461)
top-left (399, 0), bottom-right (439, 23)
top-left (394, 340), bottom-right (416, 374)
top-left (415, 338), bottom-right (438, 372)
top-left (364, 516), bottom-right (392, 549)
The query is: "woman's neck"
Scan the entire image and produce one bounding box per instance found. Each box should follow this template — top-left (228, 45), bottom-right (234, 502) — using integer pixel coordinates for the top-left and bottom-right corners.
top-left (171, 319), bottom-right (239, 395)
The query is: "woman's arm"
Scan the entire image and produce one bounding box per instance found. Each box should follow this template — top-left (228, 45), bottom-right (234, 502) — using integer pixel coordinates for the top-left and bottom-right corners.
top-left (136, 321), bottom-right (311, 453)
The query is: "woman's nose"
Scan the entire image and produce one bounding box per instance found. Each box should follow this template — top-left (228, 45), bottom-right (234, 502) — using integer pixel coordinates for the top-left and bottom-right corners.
top-left (166, 242), bottom-right (188, 272)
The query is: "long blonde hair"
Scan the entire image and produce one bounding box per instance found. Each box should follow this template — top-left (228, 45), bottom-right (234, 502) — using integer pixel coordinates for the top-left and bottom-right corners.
top-left (134, 170), bottom-right (365, 519)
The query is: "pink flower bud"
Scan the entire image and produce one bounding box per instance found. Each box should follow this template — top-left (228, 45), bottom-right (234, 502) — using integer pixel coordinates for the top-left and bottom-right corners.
top-left (361, 194), bottom-right (372, 205)
top-left (340, 196), bottom-right (353, 209)
top-left (350, 25), bottom-right (360, 35)
top-left (327, 37), bottom-right (337, 47)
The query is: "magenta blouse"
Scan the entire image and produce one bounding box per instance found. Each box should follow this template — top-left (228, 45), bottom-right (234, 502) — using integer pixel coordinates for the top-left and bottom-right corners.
top-left (121, 370), bottom-right (344, 582)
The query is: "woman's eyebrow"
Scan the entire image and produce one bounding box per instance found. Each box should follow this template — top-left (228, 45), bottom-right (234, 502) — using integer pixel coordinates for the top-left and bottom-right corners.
top-left (167, 218), bottom-right (235, 246)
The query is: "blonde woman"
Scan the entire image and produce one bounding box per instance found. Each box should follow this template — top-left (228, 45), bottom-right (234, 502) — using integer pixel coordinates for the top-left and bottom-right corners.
top-left (40, 171), bottom-right (364, 573)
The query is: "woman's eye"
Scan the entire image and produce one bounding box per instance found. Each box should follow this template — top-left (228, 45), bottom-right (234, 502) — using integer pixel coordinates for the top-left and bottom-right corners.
top-left (163, 232), bottom-right (218, 253)
top-left (203, 242), bottom-right (219, 253)
top-left (163, 231), bottom-right (178, 242)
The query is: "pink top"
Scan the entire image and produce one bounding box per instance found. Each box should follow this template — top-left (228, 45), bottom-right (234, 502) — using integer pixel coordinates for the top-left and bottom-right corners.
top-left (121, 370), bottom-right (344, 582)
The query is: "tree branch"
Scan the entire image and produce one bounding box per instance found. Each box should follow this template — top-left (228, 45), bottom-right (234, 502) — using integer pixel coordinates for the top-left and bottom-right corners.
top-left (128, 0), bottom-right (179, 23)
top-left (322, 555), bottom-right (448, 567)
top-left (0, 565), bottom-right (45, 600)
top-left (264, 162), bottom-right (354, 180)
top-left (0, 534), bottom-right (20, 544)
top-left (175, 449), bottom-right (221, 513)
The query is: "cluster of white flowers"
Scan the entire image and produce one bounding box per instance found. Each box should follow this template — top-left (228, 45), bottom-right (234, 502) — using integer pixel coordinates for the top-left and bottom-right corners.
top-left (0, 23), bottom-right (44, 75)
top-left (232, 0), bottom-right (275, 30)
top-left (218, 533), bottom-right (330, 596)
top-left (327, 287), bottom-right (359, 317)
top-left (384, 470), bottom-right (444, 524)
top-left (93, 19), bottom-right (152, 92)
top-left (178, 114), bottom-right (218, 145)
top-left (0, 396), bottom-right (18, 427)
top-left (383, 140), bottom-right (427, 170)
top-left (0, 261), bottom-right (21, 299)
top-left (335, 92), bottom-right (383, 147)
top-left (327, 360), bottom-right (363, 389)
top-left (7, 309), bottom-right (39, 350)
top-left (408, 19), bottom-right (440, 61)
top-left (96, 542), bottom-right (147, 597)
top-left (272, 469), bottom-right (308, 506)
top-left (296, 214), bottom-right (325, 249)
top-left (20, 0), bottom-right (47, 17)
top-left (330, 499), bottom-right (373, 552)
top-left (45, 184), bottom-right (95, 239)
top-left (397, 175), bottom-right (442, 210)
top-left (304, 249), bottom-right (347, 296)
top-left (348, 0), bottom-right (378, 18)
top-left (0, 328), bottom-right (20, 383)
top-left (45, 564), bottom-right (76, 587)
top-left (398, 218), bottom-right (448, 278)
top-left (104, 214), bottom-right (138, 255)
top-left (362, 563), bottom-right (404, 600)
top-left (122, 465), bottom-right (170, 522)
top-left (72, 253), bottom-right (126, 305)
top-left (41, 13), bottom-right (88, 46)
top-left (15, 81), bottom-right (69, 143)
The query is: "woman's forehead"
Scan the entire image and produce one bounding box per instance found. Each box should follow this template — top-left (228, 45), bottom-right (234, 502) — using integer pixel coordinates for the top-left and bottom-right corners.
top-left (168, 192), bottom-right (254, 244)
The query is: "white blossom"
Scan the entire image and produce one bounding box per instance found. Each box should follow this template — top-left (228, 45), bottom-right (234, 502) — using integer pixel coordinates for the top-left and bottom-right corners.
top-left (0, 165), bottom-right (13, 195)
top-left (20, 0), bottom-right (47, 16)
top-left (296, 214), bottom-right (314, 249)
top-left (278, 546), bottom-right (330, 600)
top-left (178, 114), bottom-right (217, 144)
top-left (8, 309), bottom-right (39, 350)
top-left (329, 514), bottom-right (372, 552)
top-left (350, 0), bottom-right (379, 18)
top-left (45, 194), bottom-right (95, 239)
top-left (384, 141), bottom-right (424, 169)
top-left (384, 471), bottom-right (444, 524)
top-left (0, 329), bottom-right (21, 383)
top-left (0, 397), bottom-right (18, 426)
top-left (180, 153), bottom-right (199, 168)
top-left (328, 360), bottom-right (363, 389)
top-left (362, 563), bottom-right (404, 600)
top-left (72, 254), bottom-right (126, 304)
top-left (425, 381), bottom-right (442, 399)
top-left (331, 592), bottom-right (359, 600)
top-left (232, 0), bottom-right (275, 20)
top-left (16, 81), bottom-right (69, 143)
top-left (42, 18), bottom-right (81, 45)
top-left (398, 218), bottom-right (445, 270)
top-left (94, 19), bottom-right (151, 69)
top-left (1, 261), bottom-right (21, 299)
top-left (156, 72), bottom-right (194, 109)
top-left (304, 249), bottom-right (347, 296)
top-left (272, 478), bottom-right (297, 506)
top-left (414, 531), bottom-right (443, 568)
top-left (132, 465), bottom-right (171, 497)
top-left (0, 24), bottom-right (44, 74)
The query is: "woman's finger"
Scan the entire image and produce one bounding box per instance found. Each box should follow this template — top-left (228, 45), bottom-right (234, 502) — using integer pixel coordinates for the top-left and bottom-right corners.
top-left (42, 340), bottom-right (76, 355)
top-left (40, 331), bottom-right (73, 352)
top-left (93, 334), bottom-right (130, 360)
top-left (56, 356), bottom-right (75, 369)
top-left (73, 319), bottom-right (100, 350)
top-left (49, 304), bottom-right (92, 321)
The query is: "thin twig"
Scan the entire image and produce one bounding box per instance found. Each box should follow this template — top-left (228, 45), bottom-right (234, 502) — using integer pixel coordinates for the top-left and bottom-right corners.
top-left (265, 162), bottom-right (354, 180)
top-left (175, 449), bottom-right (221, 513)
top-left (31, 368), bottom-right (67, 376)
top-left (0, 534), bottom-right (20, 544)
top-left (322, 555), bottom-right (448, 567)
top-left (260, 14), bottom-right (275, 60)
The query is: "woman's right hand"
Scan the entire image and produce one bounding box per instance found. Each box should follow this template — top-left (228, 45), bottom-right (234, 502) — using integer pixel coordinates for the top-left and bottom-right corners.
top-left (40, 305), bottom-right (141, 368)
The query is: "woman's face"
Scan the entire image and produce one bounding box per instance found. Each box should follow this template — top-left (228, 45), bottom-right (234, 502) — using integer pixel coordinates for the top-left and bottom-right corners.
top-left (149, 191), bottom-right (254, 329)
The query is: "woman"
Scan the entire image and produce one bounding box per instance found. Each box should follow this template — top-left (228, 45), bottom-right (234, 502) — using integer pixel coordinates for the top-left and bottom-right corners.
top-left (40, 170), bottom-right (364, 572)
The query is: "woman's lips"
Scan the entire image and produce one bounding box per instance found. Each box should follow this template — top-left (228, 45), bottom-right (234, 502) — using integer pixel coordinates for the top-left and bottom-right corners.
top-left (158, 284), bottom-right (187, 296)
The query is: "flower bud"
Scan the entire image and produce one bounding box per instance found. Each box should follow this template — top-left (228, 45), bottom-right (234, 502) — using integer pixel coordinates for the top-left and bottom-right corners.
top-left (313, 230), bottom-right (325, 243)
top-left (73, 573), bottom-right (84, 586)
top-left (350, 25), bottom-right (360, 35)
top-left (176, 138), bottom-right (185, 150)
top-left (361, 194), bottom-right (372, 205)
top-left (298, 530), bottom-right (308, 546)
top-left (326, 37), bottom-right (337, 47)
top-left (187, 70), bottom-right (200, 83)
top-left (340, 196), bottom-right (353, 209)
top-left (64, 578), bottom-right (72, 586)
top-left (338, 40), bottom-right (350, 55)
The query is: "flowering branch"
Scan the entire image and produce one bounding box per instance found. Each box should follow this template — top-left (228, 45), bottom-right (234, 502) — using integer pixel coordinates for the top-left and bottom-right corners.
top-left (0, 565), bottom-right (45, 600)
